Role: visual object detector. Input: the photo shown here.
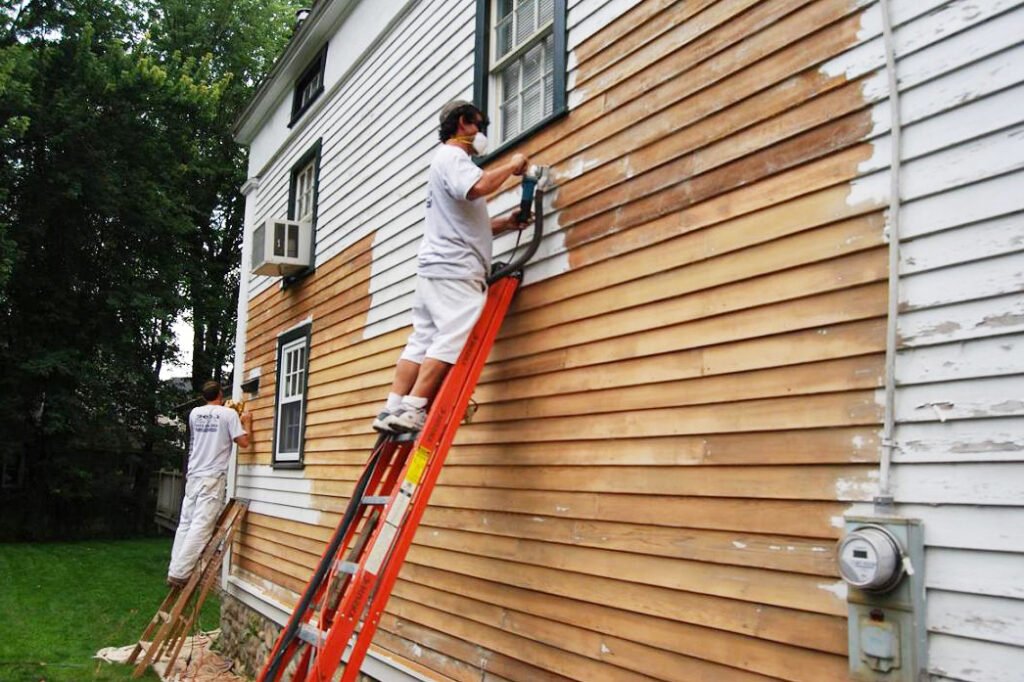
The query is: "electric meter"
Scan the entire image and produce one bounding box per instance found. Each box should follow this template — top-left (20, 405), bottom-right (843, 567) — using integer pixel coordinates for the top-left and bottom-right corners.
top-left (838, 525), bottom-right (906, 592)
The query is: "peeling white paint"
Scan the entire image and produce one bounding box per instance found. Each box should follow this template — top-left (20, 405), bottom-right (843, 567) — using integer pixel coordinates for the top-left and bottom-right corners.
top-left (834, 502), bottom-right (875, 529)
top-left (817, 580), bottom-right (849, 602)
top-left (834, 469), bottom-right (880, 500)
top-left (731, 541), bottom-right (747, 549)
top-left (846, 169), bottom-right (889, 210)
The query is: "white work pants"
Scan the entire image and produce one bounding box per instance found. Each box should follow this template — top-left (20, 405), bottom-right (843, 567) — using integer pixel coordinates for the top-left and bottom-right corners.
top-left (167, 474), bottom-right (226, 580)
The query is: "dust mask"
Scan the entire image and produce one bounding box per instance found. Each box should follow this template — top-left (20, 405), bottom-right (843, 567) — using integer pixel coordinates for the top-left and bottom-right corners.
top-left (471, 132), bottom-right (489, 155)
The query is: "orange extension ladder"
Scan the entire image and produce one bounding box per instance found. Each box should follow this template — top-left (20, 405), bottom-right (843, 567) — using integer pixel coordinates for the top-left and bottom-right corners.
top-left (258, 181), bottom-right (546, 682)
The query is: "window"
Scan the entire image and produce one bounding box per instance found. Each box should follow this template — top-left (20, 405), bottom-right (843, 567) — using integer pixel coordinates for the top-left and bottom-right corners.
top-left (290, 44), bottom-right (328, 126)
top-left (294, 160), bottom-right (316, 223)
top-left (283, 140), bottom-right (321, 285)
top-left (475, 0), bottom-right (566, 150)
top-left (273, 323), bottom-right (311, 466)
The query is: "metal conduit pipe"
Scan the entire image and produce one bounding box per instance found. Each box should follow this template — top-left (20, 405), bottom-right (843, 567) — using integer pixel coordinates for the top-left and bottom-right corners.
top-left (877, 0), bottom-right (903, 509)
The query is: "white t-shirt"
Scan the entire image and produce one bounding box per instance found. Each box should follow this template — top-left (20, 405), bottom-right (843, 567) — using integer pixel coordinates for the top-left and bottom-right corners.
top-left (417, 144), bottom-right (491, 282)
top-left (187, 404), bottom-right (245, 478)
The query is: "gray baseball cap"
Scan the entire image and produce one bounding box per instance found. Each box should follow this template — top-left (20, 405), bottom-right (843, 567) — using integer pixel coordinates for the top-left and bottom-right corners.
top-left (439, 99), bottom-right (476, 125)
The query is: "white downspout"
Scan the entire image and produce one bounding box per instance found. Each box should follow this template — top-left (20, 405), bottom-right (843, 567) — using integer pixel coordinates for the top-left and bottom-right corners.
top-left (224, 175), bottom-right (260, 589)
top-left (877, 0), bottom-right (902, 510)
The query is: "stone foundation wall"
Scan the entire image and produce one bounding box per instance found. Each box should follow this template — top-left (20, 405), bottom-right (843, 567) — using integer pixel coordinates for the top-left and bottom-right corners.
top-left (219, 591), bottom-right (379, 681)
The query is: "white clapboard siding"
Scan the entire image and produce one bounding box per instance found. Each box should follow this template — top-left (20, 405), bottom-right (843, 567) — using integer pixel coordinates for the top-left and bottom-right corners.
top-left (888, 2), bottom-right (1024, 679)
top-left (928, 634), bottom-right (1024, 682)
top-left (894, 418), bottom-right (1024, 463)
top-left (926, 548), bottom-right (1024, 599)
top-left (899, 292), bottom-right (1024, 348)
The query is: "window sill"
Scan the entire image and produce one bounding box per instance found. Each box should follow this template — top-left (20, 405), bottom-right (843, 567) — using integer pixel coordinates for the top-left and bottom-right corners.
top-left (271, 460), bottom-right (304, 470)
top-left (475, 107), bottom-right (568, 166)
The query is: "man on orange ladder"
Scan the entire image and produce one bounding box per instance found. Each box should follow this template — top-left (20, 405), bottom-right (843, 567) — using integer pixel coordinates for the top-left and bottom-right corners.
top-left (166, 380), bottom-right (252, 587)
top-left (372, 100), bottom-right (530, 434)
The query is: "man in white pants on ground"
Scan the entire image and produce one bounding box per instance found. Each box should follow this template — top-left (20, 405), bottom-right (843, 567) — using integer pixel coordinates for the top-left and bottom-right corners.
top-left (373, 100), bottom-right (529, 433)
top-left (167, 380), bottom-right (251, 587)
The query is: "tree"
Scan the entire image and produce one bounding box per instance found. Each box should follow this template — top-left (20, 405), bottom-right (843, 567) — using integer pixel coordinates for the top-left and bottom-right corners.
top-left (0, 0), bottom-right (296, 539)
top-left (145, 0), bottom-right (297, 391)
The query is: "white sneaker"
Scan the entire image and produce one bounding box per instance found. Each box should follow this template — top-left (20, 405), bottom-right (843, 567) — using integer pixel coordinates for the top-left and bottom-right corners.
top-left (371, 409), bottom-right (396, 433)
top-left (384, 405), bottom-right (427, 433)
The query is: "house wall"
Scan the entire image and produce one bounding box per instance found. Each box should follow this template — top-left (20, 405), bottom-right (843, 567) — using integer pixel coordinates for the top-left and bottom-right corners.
top-left (884, 1), bottom-right (1024, 680)
top-left (228, 0), bottom-right (1024, 680)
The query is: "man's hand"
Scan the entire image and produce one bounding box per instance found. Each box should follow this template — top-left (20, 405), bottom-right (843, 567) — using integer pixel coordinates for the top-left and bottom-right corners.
top-left (236, 411), bottom-right (254, 448)
top-left (511, 153), bottom-right (529, 176)
top-left (470, 153), bottom-right (530, 199)
top-left (509, 209), bottom-right (532, 229)
top-left (491, 210), bottom-right (532, 235)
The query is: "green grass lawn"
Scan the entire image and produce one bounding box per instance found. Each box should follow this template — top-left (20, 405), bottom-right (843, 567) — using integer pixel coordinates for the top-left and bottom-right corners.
top-left (0, 537), bottom-right (220, 681)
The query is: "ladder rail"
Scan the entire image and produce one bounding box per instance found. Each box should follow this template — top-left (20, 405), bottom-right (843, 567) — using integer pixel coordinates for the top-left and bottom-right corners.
top-left (320, 439), bottom-right (412, 623)
top-left (306, 275), bottom-right (519, 681)
top-left (260, 435), bottom-right (392, 681)
top-left (340, 275), bottom-right (521, 680)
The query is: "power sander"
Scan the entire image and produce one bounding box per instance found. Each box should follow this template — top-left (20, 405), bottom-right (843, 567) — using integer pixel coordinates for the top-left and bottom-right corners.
top-left (514, 164), bottom-right (550, 224)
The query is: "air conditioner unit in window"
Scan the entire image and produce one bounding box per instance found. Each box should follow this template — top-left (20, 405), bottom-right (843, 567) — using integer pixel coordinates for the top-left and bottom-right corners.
top-left (251, 217), bottom-right (312, 277)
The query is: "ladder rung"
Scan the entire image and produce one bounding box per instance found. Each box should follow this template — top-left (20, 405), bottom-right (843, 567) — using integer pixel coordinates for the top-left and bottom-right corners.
top-left (335, 560), bottom-right (359, 575)
top-left (361, 495), bottom-right (390, 505)
top-left (297, 622), bottom-right (324, 647)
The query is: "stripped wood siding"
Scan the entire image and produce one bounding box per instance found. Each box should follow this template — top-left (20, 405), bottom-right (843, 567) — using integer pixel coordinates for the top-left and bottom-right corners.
top-left (230, 0), bottom-right (1020, 679)
top-left (884, 1), bottom-right (1024, 680)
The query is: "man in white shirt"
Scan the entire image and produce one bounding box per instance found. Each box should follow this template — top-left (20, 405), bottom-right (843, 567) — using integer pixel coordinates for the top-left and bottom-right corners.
top-left (373, 100), bottom-right (530, 433)
top-left (167, 380), bottom-right (251, 587)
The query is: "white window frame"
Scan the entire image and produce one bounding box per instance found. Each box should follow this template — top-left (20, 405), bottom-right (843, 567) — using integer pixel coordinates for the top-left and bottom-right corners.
top-left (489, 0), bottom-right (555, 143)
top-left (283, 140), bottom-right (321, 286)
top-left (294, 160), bottom-right (316, 223)
top-left (474, 0), bottom-right (566, 155)
top-left (273, 325), bottom-right (310, 466)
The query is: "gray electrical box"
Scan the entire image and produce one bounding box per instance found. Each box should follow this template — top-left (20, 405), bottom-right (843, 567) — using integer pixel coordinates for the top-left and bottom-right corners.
top-left (840, 516), bottom-right (926, 681)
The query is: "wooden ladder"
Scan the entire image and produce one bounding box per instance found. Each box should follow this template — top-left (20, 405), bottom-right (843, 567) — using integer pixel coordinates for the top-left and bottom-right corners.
top-left (128, 497), bottom-right (248, 678)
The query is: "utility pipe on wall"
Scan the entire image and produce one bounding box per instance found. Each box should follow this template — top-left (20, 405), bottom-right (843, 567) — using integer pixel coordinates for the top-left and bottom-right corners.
top-left (877, 0), bottom-right (903, 508)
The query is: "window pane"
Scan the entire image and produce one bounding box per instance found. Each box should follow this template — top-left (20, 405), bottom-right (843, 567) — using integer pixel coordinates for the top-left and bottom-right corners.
top-left (501, 60), bottom-right (520, 102)
top-left (538, 0), bottom-right (553, 24)
top-left (522, 42), bottom-right (542, 86)
top-left (516, 0), bottom-right (536, 44)
top-left (522, 80), bottom-right (542, 128)
top-left (279, 402), bottom-right (301, 452)
top-left (495, 12), bottom-right (513, 59)
top-left (502, 98), bottom-right (520, 140)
